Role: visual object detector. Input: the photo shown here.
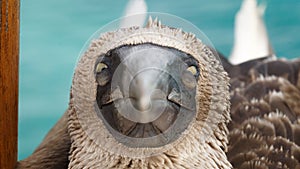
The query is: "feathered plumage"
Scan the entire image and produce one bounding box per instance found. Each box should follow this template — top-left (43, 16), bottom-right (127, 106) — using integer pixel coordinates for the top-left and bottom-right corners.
top-left (224, 0), bottom-right (300, 167)
top-left (222, 56), bottom-right (300, 168)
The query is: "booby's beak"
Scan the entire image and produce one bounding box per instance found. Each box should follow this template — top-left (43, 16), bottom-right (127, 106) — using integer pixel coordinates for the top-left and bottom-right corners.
top-left (95, 43), bottom-right (199, 147)
top-left (123, 66), bottom-right (178, 123)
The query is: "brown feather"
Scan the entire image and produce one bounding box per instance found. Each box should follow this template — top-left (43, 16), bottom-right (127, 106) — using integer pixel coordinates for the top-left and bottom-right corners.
top-left (16, 111), bottom-right (70, 169)
top-left (221, 55), bottom-right (300, 168)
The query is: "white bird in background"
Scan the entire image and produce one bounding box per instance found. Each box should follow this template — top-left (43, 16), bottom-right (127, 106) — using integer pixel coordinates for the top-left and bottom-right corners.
top-left (119, 0), bottom-right (147, 28)
top-left (229, 0), bottom-right (274, 64)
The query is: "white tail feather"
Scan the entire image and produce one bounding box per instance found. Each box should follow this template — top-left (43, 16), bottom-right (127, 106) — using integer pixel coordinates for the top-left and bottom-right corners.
top-left (229, 0), bottom-right (274, 65)
top-left (120, 0), bottom-right (147, 28)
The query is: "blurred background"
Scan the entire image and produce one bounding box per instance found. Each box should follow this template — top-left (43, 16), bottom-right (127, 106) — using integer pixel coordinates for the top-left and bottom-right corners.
top-left (19, 0), bottom-right (300, 159)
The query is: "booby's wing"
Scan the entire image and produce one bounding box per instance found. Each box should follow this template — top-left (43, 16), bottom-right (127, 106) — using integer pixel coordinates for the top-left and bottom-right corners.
top-left (226, 58), bottom-right (300, 168)
top-left (16, 111), bottom-right (70, 169)
top-left (225, 1), bottom-right (300, 167)
top-left (229, 0), bottom-right (274, 65)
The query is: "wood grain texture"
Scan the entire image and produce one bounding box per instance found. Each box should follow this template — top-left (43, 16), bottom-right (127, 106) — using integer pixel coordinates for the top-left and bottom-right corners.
top-left (0, 0), bottom-right (20, 169)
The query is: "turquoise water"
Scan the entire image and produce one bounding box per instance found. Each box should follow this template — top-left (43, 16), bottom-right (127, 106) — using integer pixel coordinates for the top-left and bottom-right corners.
top-left (19, 0), bottom-right (300, 160)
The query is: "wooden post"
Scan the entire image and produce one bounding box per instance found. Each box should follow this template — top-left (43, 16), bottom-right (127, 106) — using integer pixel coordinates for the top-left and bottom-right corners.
top-left (0, 0), bottom-right (20, 169)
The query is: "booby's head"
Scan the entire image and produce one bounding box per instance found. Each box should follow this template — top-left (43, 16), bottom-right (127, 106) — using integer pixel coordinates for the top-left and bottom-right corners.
top-left (68, 18), bottom-right (231, 168)
top-left (95, 43), bottom-right (200, 148)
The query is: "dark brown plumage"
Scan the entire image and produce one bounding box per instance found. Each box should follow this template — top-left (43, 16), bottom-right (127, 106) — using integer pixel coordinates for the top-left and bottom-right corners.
top-left (16, 112), bottom-right (70, 168)
top-left (221, 55), bottom-right (300, 169)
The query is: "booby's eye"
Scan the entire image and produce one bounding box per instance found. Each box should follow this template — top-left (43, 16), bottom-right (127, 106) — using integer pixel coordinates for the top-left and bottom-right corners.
top-left (95, 62), bottom-right (110, 86)
top-left (182, 66), bottom-right (198, 89)
top-left (187, 65), bottom-right (197, 76)
top-left (96, 63), bottom-right (108, 73)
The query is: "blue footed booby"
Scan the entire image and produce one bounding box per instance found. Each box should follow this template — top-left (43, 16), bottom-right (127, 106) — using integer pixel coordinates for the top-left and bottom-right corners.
top-left (17, 0), bottom-right (300, 168)
top-left (17, 15), bottom-right (231, 169)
